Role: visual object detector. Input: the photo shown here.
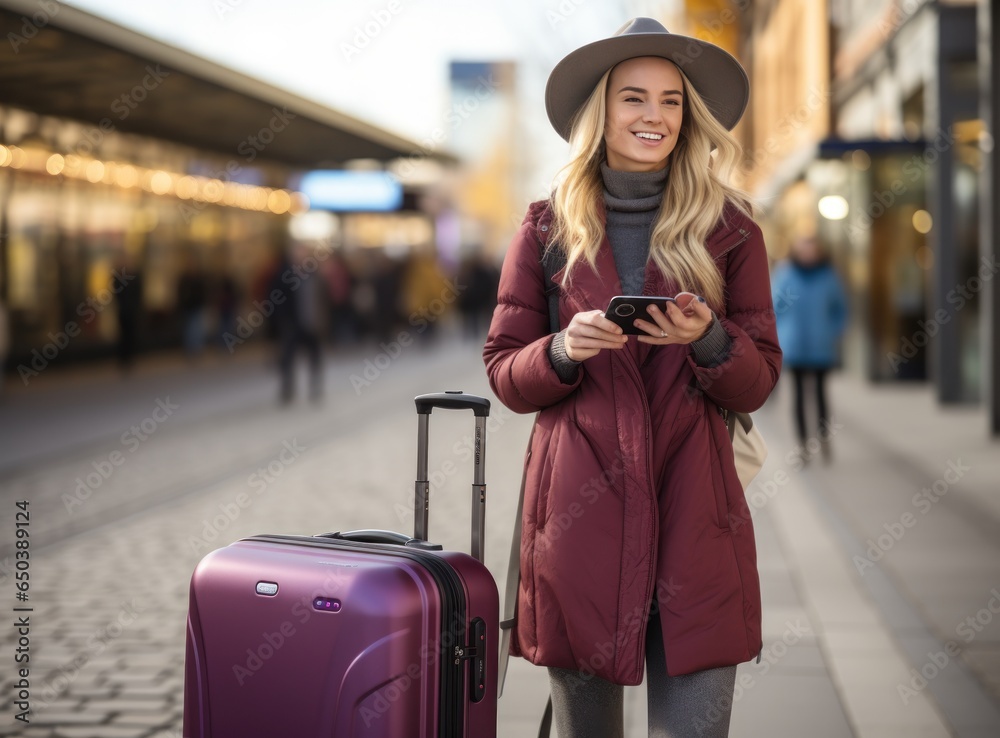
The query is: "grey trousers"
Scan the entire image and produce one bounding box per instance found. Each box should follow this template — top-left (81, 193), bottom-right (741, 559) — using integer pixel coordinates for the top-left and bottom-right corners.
top-left (547, 622), bottom-right (737, 738)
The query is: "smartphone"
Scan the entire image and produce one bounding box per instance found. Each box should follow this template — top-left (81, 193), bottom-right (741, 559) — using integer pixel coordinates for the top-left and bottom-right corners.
top-left (605, 295), bottom-right (675, 334)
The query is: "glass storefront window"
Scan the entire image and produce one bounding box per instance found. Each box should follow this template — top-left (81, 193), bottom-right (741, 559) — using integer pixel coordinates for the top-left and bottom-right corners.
top-left (0, 106), bottom-right (311, 366)
top-left (952, 118), bottom-right (983, 402)
top-left (815, 142), bottom-right (931, 382)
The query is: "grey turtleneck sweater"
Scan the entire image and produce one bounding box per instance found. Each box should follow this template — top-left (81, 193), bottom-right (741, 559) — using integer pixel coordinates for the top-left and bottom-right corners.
top-left (548, 162), bottom-right (732, 382)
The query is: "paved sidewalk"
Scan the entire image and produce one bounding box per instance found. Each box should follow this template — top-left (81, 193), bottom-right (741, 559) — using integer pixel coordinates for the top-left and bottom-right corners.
top-left (505, 370), bottom-right (1000, 737)
top-left (0, 338), bottom-right (996, 736)
top-left (763, 372), bottom-right (1000, 738)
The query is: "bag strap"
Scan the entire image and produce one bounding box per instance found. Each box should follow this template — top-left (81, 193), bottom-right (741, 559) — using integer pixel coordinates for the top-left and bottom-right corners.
top-left (541, 242), bottom-right (565, 334)
top-left (497, 423), bottom-right (532, 696)
top-left (500, 427), bottom-right (555, 735)
top-left (530, 200), bottom-right (564, 335)
top-left (538, 696), bottom-right (553, 738)
top-left (724, 409), bottom-right (754, 440)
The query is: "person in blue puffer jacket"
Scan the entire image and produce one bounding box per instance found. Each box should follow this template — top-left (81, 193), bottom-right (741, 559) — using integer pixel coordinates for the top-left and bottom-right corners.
top-left (771, 235), bottom-right (848, 462)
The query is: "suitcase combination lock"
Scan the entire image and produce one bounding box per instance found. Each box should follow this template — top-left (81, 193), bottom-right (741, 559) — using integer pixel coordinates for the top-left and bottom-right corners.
top-left (453, 617), bottom-right (488, 702)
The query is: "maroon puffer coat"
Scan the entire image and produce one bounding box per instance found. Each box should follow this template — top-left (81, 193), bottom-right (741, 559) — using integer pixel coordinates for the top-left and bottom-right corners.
top-left (483, 199), bottom-right (781, 684)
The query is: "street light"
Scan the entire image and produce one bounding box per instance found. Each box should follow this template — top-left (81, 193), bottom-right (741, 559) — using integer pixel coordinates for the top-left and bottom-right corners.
top-left (818, 194), bottom-right (849, 220)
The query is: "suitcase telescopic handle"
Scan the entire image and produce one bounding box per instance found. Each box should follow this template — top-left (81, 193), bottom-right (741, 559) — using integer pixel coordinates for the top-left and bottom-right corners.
top-left (415, 392), bottom-right (491, 417)
top-left (413, 391), bottom-right (490, 562)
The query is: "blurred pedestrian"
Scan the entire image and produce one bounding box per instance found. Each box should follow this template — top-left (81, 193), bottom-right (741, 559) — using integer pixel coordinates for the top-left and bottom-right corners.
top-left (321, 251), bottom-right (357, 346)
top-left (483, 18), bottom-right (781, 738)
top-left (402, 249), bottom-right (449, 343)
top-left (771, 234), bottom-right (848, 462)
top-left (176, 253), bottom-right (207, 358)
top-left (114, 255), bottom-right (143, 371)
top-left (368, 251), bottom-right (404, 341)
top-left (214, 273), bottom-right (239, 350)
top-left (270, 243), bottom-right (327, 404)
top-left (458, 251), bottom-right (500, 340)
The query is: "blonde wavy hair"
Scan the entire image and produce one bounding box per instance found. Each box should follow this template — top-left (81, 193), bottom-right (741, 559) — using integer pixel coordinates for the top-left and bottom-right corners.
top-left (548, 60), bottom-right (754, 309)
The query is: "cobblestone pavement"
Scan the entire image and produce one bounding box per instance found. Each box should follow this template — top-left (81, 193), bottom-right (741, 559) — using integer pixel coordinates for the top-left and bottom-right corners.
top-left (0, 335), bottom-right (997, 736)
top-left (0, 339), bottom-right (535, 737)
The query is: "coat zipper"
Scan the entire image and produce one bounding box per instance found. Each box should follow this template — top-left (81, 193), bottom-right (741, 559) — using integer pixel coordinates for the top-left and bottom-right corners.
top-left (629, 225), bottom-right (751, 676)
top-left (716, 228), bottom-right (750, 260)
top-left (613, 353), bottom-right (659, 683)
top-left (638, 388), bottom-right (657, 684)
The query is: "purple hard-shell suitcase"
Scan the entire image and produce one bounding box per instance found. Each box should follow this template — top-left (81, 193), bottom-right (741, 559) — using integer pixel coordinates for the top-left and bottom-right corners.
top-left (183, 392), bottom-right (499, 737)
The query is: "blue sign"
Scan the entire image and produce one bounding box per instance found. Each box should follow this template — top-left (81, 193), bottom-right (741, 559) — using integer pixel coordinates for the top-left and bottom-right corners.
top-left (299, 170), bottom-right (403, 212)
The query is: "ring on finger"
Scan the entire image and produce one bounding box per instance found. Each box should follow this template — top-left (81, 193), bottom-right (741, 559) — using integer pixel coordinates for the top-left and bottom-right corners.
top-left (660, 330), bottom-right (668, 338)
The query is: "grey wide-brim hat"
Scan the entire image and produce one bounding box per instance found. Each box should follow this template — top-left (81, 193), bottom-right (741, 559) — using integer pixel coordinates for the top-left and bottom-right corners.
top-left (545, 17), bottom-right (750, 141)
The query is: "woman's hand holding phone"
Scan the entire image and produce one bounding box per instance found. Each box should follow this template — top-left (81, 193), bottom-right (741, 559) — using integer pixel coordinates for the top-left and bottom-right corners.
top-left (563, 309), bottom-right (629, 362)
top-left (563, 293), bottom-right (713, 360)
top-left (632, 292), bottom-right (714, 345)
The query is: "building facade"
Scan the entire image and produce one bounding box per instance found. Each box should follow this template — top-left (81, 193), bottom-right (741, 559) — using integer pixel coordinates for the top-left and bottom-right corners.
top-left (742, 0), bottom-right (994, 433)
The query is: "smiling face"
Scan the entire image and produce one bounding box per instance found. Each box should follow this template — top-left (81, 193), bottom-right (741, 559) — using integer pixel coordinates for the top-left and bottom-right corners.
top-left (603, 56), bottom-right (684, 172)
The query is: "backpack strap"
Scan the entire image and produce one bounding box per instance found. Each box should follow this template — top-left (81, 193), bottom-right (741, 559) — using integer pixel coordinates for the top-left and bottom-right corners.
top-left (533, 204), bottom-right (565, 334)
top-left (498, 423), bottom-right (532, 697)
top-left (541, 243), bottom-right (565, 334)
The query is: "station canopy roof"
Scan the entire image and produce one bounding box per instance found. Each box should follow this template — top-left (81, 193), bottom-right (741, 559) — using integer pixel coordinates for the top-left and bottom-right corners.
top-left (0, 0), bottom-right (455, 168)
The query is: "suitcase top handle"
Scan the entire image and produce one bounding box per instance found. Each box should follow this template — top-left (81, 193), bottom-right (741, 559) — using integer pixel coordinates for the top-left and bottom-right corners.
top-left (414, 391), bottom-right (491, 417)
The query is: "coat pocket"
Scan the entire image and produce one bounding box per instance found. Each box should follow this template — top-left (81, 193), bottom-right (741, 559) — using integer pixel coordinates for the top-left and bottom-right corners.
top-left (533, 449), bottom-right (554, 529)
top-left (709, 455), bottom-right (730, 530)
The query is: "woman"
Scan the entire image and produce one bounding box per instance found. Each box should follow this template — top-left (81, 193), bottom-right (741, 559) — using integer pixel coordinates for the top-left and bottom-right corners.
top-left (771, 235), bottom-right (848, 462)
top-left (483, 18), bottom-right (782, 738)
